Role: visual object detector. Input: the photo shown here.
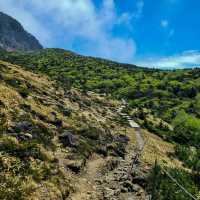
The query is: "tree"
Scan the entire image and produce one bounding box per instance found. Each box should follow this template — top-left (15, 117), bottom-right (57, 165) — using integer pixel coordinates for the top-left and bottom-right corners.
top-left (172, 110), bottom-right (200, 147)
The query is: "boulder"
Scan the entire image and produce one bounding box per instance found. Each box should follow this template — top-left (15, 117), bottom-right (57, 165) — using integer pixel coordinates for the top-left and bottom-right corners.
top-left (114, 134), bottom-right (130, 143)
top-left (65, 159), bottom-right (85, 173)
top-left (132, 176), bottom-right (147, 187)
top-left (14, 121), bottom-right (33, 132)
top-left (59, 131), bottom-right (78, 147)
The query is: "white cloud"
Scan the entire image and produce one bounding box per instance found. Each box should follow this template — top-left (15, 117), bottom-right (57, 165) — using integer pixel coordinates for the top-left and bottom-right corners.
top-left (160, 19), bottom-right (174, 39)
top-left (168, 29), bottom-right (175, 38)
top-left (161, 19), bottom-right (169, 28)
top-left (117, 0), bottom-right (144, 30)
top-left (0, 0), bottom-right (139, 63)
top-left (135, 0), bottom-right (144, 18)
top-left (135, 51), bottom-right (200, 69)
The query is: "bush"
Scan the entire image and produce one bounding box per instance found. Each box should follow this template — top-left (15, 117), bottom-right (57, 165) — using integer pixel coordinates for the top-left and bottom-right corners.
top-left (172, 110), bottom-right (200, 147)
top-left (148, 162), bottom-right (199, 200)
top-left (0, 136), bottom-right (49, 160)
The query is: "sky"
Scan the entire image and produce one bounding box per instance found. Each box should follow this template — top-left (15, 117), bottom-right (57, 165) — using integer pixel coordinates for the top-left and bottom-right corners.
top-left (1, 0), bottom-right (200, 68)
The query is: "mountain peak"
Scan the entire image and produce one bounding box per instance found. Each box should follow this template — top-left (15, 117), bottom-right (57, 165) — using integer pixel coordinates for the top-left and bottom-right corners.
top-left (0, 12), bottom-right (43, 51)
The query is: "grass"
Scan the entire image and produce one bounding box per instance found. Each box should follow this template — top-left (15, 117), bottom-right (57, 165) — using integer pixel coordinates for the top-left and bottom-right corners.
top-left (142, 130), bottom-right (185, 169)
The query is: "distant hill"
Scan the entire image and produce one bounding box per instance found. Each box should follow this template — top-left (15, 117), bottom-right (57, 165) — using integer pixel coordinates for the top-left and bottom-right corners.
top-left (0, 12), bottom-right (43, 51)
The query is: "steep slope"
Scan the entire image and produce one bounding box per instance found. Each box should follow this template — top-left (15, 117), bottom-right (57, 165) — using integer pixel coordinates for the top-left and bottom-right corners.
top-left (0, 60), bottom-right (146, 199)
top-left (0, 12), bottom-right (43, 51)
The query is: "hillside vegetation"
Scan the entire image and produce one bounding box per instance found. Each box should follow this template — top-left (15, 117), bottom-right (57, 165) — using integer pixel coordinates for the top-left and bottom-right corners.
top-left (0, 49), bottom-right (200, 199)
top-left (0, 60), bottom-right (135, 199)
top-left (1, 49), bottom-right (200, 138)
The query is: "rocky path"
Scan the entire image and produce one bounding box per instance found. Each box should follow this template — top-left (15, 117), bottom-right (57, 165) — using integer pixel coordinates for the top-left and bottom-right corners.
top-left (69, 100), bottom-right (148, 200)
top-left (69, 154), bottom-right (106, 200)
top-left (95, 145), bottom-right (148, 200)
top-left (94, 101), bottom-right (147, 200)
top-left (117, 101), bottom-right (145, 151)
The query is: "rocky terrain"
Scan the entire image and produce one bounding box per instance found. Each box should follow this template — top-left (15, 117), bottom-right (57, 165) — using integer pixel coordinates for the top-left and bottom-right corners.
top-left (0, 12), bottom-right (42, 51)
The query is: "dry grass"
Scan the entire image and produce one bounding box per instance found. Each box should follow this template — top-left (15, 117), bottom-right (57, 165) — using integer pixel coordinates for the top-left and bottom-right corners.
top-left (142, 130), bottom-right (184, 169)
top-left (0, 84), bottom-right (22, 107)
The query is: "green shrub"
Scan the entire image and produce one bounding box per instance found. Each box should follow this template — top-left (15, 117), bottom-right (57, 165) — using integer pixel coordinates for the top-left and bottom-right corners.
top-left (148, 162), bottom-right (199, 200)
top-left (0, 136), bottom-right (49, 161)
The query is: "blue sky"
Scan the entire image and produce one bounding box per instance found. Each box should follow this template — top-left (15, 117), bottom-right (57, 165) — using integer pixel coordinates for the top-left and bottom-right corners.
top-left (1, 0), bottom-right (200, 68)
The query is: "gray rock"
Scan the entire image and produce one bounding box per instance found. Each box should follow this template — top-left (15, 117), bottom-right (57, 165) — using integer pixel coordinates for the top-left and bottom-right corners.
top-left (66, 159), bottom-right (86, 173)
top-left (23, 133), bottom-right (33, 139)
top-left (14, 121), bottom-right (33, 132)
top-left (59, 131), bottom-right (79, 147)
top-left (114, 134), bottom-right (130, 143)
top-left (0, 12), bottom-right (43, 51)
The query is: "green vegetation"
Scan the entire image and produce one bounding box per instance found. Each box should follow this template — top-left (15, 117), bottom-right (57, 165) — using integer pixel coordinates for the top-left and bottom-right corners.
top-left (0, 48), bottom-right (200, 198)
top-left (148, 161), bottom-right (200, 200)
top-left (1, 48), bottom-right (199, 124)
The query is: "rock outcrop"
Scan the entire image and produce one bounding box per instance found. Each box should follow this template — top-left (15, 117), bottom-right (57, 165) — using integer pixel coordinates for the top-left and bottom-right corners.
top-left (0, 12), bottom-right (43, 51)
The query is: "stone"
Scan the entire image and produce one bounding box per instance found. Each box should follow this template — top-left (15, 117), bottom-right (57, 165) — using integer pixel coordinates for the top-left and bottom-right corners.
top-left (14, 121), bottom-right (33, 132)
top-left (66, 159), bottom-right (86, 173)
top-left (114, 134), bottom-right (130, 143)
top-left (24, 133), bottom-right (33, 139)
top-left (59, 131), bottom-right (79, 147)
top-left (132, 176), bottom-right (147, 187)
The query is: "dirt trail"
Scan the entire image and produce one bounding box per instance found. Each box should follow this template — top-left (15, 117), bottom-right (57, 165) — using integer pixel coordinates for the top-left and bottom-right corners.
top-left (118, 101), bottom-right (145, 151)
top-left (69, 154), bottom-right (105, 200)
top-left (69, 100), bottom-right (147, 200)
top-left (134, 128), bottom-right (144, 151)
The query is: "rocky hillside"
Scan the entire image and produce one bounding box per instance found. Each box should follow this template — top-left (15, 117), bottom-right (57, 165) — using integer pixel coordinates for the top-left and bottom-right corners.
top-left (0, 12), bottom-right (42, 51)
top-left (0, 60), bottom-right (142, 199)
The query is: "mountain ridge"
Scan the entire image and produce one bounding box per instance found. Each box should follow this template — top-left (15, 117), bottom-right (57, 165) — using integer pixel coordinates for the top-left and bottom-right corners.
top-left (0, 12), bottom-right (43, 51)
